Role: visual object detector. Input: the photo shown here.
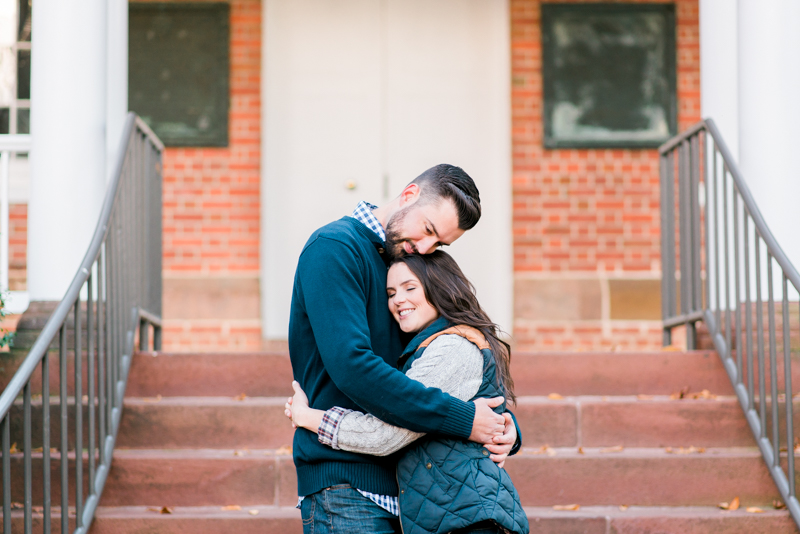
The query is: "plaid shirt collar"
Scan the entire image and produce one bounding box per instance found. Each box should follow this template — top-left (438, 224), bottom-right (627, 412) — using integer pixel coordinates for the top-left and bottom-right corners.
top-left (351, 201), bottom-right (385, 242)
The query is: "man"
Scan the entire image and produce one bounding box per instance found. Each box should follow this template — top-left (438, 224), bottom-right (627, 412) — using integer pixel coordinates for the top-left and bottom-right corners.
top-left (289, 164), bottom-right (520, 533)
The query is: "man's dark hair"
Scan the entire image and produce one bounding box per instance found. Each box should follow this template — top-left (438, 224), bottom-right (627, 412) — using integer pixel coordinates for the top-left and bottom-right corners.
top-left (410, 164), bottom-right (481, 230)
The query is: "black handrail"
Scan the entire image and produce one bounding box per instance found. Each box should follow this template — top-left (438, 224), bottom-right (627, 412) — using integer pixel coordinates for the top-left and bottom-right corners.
top-left (660, 118), bottom-right (800, 527)
top-left (0, 112), bottom-right (163, 533)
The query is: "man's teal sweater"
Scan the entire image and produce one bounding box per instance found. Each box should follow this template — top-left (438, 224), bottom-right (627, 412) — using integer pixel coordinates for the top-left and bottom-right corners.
top-left (288, 217), bottom-right (476, 497)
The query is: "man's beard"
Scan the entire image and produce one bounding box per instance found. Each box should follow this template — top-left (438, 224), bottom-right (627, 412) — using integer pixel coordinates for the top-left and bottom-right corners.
top-left (384, 205), bottom-right (417, 259)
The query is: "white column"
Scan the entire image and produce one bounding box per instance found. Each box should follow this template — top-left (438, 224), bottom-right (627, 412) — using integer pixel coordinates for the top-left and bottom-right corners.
top-left (29, 0), bottom-right (108, 300)
top-left (699, 0), bottom-right (739, 160)
top-left (107, 0), bottom-right (128, 178)
top-left (738, 0), bottom-right (800, 267)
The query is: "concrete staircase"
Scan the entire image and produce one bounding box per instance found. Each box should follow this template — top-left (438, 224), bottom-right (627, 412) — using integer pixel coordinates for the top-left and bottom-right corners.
top-left (74, 349), bottom-right (800, 532)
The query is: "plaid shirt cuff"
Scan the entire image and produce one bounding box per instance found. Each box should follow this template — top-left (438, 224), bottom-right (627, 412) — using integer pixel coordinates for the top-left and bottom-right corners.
top-left (318, 407), bottom-right (353, 450)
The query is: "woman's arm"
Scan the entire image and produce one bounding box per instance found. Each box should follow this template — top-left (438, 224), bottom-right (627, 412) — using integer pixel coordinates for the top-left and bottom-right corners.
top-left (288, 335), bottom-right (485, 456)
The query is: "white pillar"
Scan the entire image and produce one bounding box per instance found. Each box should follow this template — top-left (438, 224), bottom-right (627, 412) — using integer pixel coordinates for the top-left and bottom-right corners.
top-left (29, 0), bottom-right (108, 300)
top-left (738, 0), bottom-right (800, 267)
top-left (107, 0), bottom-right (128, 178)
top-left (699, 0), bottom-right (739, 160)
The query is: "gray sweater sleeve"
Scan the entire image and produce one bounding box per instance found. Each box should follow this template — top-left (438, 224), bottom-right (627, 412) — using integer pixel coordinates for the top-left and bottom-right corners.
top-left (333, 334), bottom-right (484, 456)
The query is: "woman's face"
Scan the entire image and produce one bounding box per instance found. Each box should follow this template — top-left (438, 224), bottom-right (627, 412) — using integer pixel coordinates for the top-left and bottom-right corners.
top-left (386, 262), bottom-right (440, 333)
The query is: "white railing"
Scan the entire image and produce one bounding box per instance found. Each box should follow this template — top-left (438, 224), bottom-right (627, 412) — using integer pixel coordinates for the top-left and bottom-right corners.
top-left (0, 133), bottom-right (30, 314)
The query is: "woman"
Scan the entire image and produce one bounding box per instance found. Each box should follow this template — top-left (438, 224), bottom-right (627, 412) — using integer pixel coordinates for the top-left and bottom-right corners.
top-left (286, 251), bottom-right (529, 534)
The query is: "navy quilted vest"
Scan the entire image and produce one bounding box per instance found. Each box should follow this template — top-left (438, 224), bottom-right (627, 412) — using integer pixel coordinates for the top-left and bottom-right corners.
top-left (395, 321), bottom-right (529, 534)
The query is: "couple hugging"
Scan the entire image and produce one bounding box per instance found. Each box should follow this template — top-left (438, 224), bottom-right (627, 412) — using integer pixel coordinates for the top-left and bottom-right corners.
top-left (284, 164), bottom-right (529, 534)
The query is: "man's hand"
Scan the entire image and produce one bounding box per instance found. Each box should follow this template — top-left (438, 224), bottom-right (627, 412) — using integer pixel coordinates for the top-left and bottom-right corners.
top-left (468, 397), bottom-right (506, 444)
top-left (484, 413), bottom-right (516, 468)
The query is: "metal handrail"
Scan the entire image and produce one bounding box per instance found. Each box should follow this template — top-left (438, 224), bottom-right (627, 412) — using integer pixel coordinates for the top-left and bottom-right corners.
top-left (660, 118), bottom-right (800, 527)
top-left (0, 112), bottom-right (163, 533)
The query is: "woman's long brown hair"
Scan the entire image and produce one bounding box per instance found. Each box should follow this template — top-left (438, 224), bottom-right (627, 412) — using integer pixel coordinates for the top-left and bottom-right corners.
top-left (391, 251), bottom-right (516, 404)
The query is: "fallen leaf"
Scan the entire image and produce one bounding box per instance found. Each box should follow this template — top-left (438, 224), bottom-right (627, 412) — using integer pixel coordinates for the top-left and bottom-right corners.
top-left (553, 504), bottom-right (580, 511)
top-left (774, 500), bottom-right (786, 510)
top-left (619, 505), bottom-right (628, 511)
top-left (577, 447), bottom-right (584, 454)
top-left (275, 445), bottom-right (293, 455)
top-left (10, 502), bottom-right (22, 510)
top-left (600, 445), bottom-right (624, 453)
top-left (636, 395), bottom-right (653, 400)
top-left (234, 393), bottom-right (247, 401)
top-left (692, 389), bottom-right (717, 400)
top-left (248, 509), bottom-right (259, 516)
top-left (32, 447), bottom-right (43, 453)
top-left (146, 506), bottom-right (173, 514)
top-left (531, 445), bottom-right (556, 456)
top-left (669, 386), bottom-right (690, 400)
top-left (9, 442), bottom-right (17, 454)
top-left (667, 446), bottom-right (705, 455)
top-left (547, 393), bottom-right (563, 400)
top-left (719, 497), bottom-right (740, 511)
top-left (746, 507), bottom-right (764, 513)
top-left (234, 449), bottom-right (249, 457)
top-left (144, 395), bottom-right (162, 403)
top-left (222, 505), bottom-right (242, 511)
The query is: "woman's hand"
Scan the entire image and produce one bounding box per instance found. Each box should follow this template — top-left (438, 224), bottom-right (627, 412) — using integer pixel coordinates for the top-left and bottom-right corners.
top-left (285, 380), bottom-right (312, 430)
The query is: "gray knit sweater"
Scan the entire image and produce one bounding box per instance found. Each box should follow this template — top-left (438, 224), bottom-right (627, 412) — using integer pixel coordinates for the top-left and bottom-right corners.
top-left (332, 335), bottom-right (484, 456)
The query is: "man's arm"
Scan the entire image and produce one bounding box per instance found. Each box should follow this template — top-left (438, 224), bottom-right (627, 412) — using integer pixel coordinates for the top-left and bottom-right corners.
top-left (296, 237), bottom-right (504, 440)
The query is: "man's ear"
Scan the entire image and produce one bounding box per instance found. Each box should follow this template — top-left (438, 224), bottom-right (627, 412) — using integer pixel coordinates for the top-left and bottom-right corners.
top-left (398, 183), bottom-right (421, 206)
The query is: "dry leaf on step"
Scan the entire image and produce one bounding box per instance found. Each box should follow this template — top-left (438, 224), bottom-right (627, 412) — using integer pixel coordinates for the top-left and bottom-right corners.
top-left (221, 505), bottom-right (242, 511)
top-left (147, 506), bottom-right (173, 514)
top-left (619, 505), bottom-right (628, 511)
top-left (600, 445), bottom-right (624, 453)
top-left (248, 510), bottom-right (259, 516)
top-left (774, 500), bottom-right (787, 510)
top-left (276, 445), bottom-right (293, 455)
top-left (553, 504), bottom-right (580, 511)
top-left (234, 393), bottom-right (247, 401)
top-left (669, 386), bottom-right (690, 400)
top-left (547, 393), bottom-right (563, 400)
top-left (746, 507), bottom-right (764, 513)
top-left (577, 447), bottom-right (584, 454)
top-left (718, 497), bottom-right (740, 510)
top-left (9, 442), bottom-right (17, 454)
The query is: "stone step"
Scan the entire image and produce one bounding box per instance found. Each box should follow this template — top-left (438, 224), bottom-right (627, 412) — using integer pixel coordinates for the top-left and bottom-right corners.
top-left (126, 352), bottom-right (293, 397)
top-left (7, 447), bottom-right (779, 508)
top-left (86, 505), bottom-right (800, 534)
top-left (507, 447), bottom-right (781, 507)
top-left (2, 504), bottom-right (796, 534)
top-left (107, 394), bottom-right (763, 450)
top-left (127, 349), bottom-right (800, 398)
top-left (5, 393), bottom-right (772, 450)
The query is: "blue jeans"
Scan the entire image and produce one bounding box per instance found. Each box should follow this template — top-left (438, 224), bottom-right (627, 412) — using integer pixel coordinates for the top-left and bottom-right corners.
top-left (300, 484), bottom-right (400, 534)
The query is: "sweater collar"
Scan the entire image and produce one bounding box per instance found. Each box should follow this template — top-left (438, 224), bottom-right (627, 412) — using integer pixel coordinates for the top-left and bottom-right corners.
top-left (400, 316), bottom-right (451, 359)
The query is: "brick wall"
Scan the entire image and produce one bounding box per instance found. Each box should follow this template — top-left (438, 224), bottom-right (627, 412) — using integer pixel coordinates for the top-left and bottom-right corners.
top-left (136, 0), bottom-right (263, 351)
top-left (8, 203), bottom-right (27, 291)
top-left (510, 0), bottom-right (700, 350)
